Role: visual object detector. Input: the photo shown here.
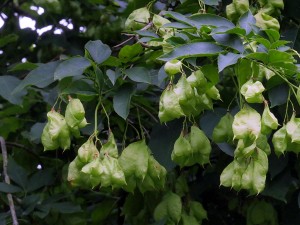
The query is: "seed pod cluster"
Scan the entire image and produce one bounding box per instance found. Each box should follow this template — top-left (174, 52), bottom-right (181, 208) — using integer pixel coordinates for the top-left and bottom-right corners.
top-left (246, 200), bottom-right (278, 225)
top-left (226, 0), bottom-right (249, 21)
top-left (118, 140), bottom-right (167, 193)
top-left (220, 105), bottom-right (278, 194)
top-left (171, 125), bottom-right (211, 167)
top-left (68, 132), bottom-right (127, 189)
top-left (272, 113), bottom-right (300, 156)
top-left (255, 0), bottom-right (283, 31)
top-left (41, 98), bottom-right (88, 151)
top-left (159, 71), bottom-right (220, 123)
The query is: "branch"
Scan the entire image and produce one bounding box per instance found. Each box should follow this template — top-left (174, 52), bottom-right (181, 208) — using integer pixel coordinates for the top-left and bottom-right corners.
top-left (0, 137), bottom-right (19, 225)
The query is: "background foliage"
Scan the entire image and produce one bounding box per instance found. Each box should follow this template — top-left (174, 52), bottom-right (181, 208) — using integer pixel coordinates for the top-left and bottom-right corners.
top-left (1, 0), bottom-right (300, 225)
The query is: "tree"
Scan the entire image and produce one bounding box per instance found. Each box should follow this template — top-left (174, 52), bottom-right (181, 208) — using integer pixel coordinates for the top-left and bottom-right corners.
top-left (1, 0), bottom-right (300, 224)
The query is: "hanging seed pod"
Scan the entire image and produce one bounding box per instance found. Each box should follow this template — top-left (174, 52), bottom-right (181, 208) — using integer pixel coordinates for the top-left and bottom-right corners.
top-left (220, 161), bottom-right (234, 187)
top-left (125, 7), bottom-right (150, 31)
top-left (250, 149), bottom-right (268, 194)
top-left (206, 85), bottom-right (221, 100)
top-left (240, 80), bottom-right (265, 103)
top-left (171, 133), bottom-right (193, 167)
top-left (234, 139), bottom-right (256, 158)
top-left (255, 12), bottom-right (280, 30)
top-left (173, 75), bottom-right (197, 116)
top-left (187, 70), bottom-right (207, 94)
top-left (153, 192), bottom-right (182, 224)
top-left (261, 105), bottom-right (279, 135)
top-left (100, 156), bottom-right (126, 189)
top-left (100, 132), bottom-right (118, 159)
top-left (232, 106), bottom-right (261, 140)
top-left (164, 59), bottom-right (182, 77)
top-left (119, 140), bottom-right (150, 180)
top-left (189, 201), bottom-right (207, 222)
top-left (256, 134), bottom-right (271, 155)
top-left (65, 98), bottom-right (87, 128)
top-left (272, 126), bottom-right (288, 156)
top-left (181, 213), bottom-right (198, 225)
top-left (78, 139), bottom-right (99, 163)
top-left (212, 113), bottom-right (234, 143)
top-left (231, 158), bottom-right (248, 191)
top-left (43, 110), bottom-right (71, 150)
top-left (47, 111), bottom-right (68, 140)
top-left (158, 86), bottom-right (185, 123)
top-left (187, 125), bottom-right (211, 166)
top-left (286, 114), bottom-right (300, 143)
top-left (68, 160), bottom-right (92, 188)
top-left (41, 124), bottom-right (59, 151)
top-left (138, 156), bottom-right (167, 193)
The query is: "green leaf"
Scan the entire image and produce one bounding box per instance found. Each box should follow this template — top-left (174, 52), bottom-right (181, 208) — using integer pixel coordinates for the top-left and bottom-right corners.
top-left (0, 76), bottom-right (27, 105)
top-left (106, 69), bottom-right (121, 85)
top-left (0, 34), bottom-right (18, 48)
top-left (238, 11), bottom-right (256, 35)
top-left (125, 67), bottom-right (151, 84)
top-left (119, 43), bottom-right (143, 63)
top-left (85, 40), bottom-right (111, 64)
top-left (201, 64), bottom-right (219, 85)
top-left (189, 13), bottom-right (235, 29)
top-left (50, 202), bottom-right (81, 214)
top-left (264, 29), bottom-right (280, 43)
top-left (246, 52), bottom-right (269, 64)
top-left (113, 84), bottom-right (135, 120)
top-left (159, 42), bottom-right (223, 61)
top-left (27, 169), bottom-right (55, 192)
top-left (212, 27), bottom-right (244, 52)
top-left (268, 49), bottom-right (295, 64)
top-left (218, 53), bottom-right (241, 72)
top-left (13, 61), bottom-right (60, 94)
top-left (54, 57), bottom-right (91, 80)
top-left (162, 11), bottom-right (194, 27)
top-left (9, 62), bottom-right (38, 72)
top-left (0, 182), bottom-right (22, 193)
top-left (204, 0), bottom-right (221, 6)
top-left (61, 79), bottom-right (97, 97)
top-left (268, 83), bottom-right (289, 107)
top-left (7, 158), bottom-right (29, 190)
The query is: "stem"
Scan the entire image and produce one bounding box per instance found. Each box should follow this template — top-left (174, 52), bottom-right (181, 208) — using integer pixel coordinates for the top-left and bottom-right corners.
top-left (94, 100), bottom-right (102, 134)
top-left (122, 121), bottom-right (128, 150)
top-left (100, 102), bottom-right (111, 129)
top-left (0, 137), bottom-right (19, 225)
top-left (136, 108), bottom-right (145, 140)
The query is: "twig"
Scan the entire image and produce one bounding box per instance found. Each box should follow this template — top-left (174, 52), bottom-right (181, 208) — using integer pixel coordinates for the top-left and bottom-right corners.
top-left (112, 36), bottom-right (135, 49)
top-left (0, 137), bottom-right (19, 225)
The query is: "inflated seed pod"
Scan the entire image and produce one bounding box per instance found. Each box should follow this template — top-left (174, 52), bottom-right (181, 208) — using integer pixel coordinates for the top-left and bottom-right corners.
top-left (41, 124), bottom-right (59, 151)
top-left (47, 111), bottom-right (67, 140)
top-left (272, 125), bottom-right (288, 156)
top-left (164, 59), bottom-right (182, 76)
top-left (187, 70), bottom-right (207, 94)
top-left (77, 139), bottom-right (99, 163)
top-left (189, 201), bottom-right (207, 222)
top-left (261, 105), bottom-right (279, 135)
top-left (100, 132), bottom-right (118, 159)
top-left (118, 140), bottom-right (150, 180)
top-left (173, 75), bottom-right (197, 116)
top-left (206, 85), bottom-right (221, 100)
top-left (212, 113), bottom-right (234, 143)
top-left (255, 12), bottom-right (280, 30)
top-left (232, 106), bottom-right (261, 140)
top-left (138, 155), bottom-right (167, 193)
top-left (233, 0), bottom-right (249, 15)
top-left (220, 161), bottom-right (234, 187)
top-left (65, 98), bottom-right (87, 128)
top-left (100, 156), bottom-right (126, 189)
top-left (240, 80), bottom-right (265, 103)
top-left (125, 7), bottom-right (150, 31)
top-left (171, 133), bottom-right (193, 167)
top-left (158, 86), bottom-right (185, 123)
